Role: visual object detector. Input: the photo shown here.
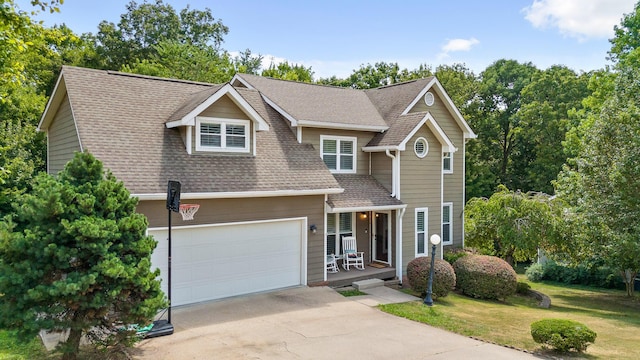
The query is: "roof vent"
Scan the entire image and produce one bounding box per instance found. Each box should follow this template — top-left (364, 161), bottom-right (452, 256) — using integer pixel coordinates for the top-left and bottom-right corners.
top-left (424, 91), bottom-right (435, 106)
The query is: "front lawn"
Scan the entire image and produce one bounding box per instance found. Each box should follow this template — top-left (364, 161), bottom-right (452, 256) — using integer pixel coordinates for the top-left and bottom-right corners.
top-left (0, 330), bottom-right (48, 360)
top-left (380, 281), bottom-right (640, 359)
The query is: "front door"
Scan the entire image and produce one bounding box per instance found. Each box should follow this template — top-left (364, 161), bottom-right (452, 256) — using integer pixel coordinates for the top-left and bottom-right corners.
top-left (373, 212), bottom-right (391, 264)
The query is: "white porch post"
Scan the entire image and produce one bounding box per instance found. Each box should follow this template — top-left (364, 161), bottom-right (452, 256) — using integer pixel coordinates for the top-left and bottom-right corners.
top-left (396, 207), bottom-right (406, 281)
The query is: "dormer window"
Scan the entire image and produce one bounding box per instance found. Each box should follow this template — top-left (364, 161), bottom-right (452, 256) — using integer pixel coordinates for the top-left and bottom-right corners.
top-left (195, 117), bottom-right (250, 153)
top-left (321, 135), bottom-right (356, 173)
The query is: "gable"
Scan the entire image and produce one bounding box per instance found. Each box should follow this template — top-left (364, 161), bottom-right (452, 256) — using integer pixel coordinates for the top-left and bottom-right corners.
top-left (402, 78), bottom-right (476, 139)
top-left (47, 94), bottom-right (81, 174)
top-left (199, 94), bottom-right (250, 120)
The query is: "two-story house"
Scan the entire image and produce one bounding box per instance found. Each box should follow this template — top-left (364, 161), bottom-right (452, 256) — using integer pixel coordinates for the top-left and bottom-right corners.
top-left (38, 66), bottom-right (475, 306)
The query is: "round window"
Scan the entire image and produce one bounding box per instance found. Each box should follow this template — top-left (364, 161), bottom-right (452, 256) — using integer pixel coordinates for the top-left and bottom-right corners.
top-left (414, 137), bottom-right (428, 158)
top-left (424, 91), bottom-right (435, 106)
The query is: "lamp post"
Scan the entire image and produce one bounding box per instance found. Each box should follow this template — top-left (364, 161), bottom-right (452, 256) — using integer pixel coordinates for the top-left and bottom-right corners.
top-left (423, 234), bottom-right (441, 306)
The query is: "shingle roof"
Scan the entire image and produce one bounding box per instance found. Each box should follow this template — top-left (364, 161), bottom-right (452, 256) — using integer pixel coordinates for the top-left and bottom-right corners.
top-left (235, 73), bottom-right (388, 129)
top-left (327, 174), bottom-right (405, 211)
top-left (363, 78), bottom-right (435, 148)
top-left (60, 66), bottom-right (341, 195)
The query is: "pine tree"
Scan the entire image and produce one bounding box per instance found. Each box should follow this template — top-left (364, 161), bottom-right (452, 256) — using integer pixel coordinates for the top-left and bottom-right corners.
top-left (0, 152), bottom-right (166, 359)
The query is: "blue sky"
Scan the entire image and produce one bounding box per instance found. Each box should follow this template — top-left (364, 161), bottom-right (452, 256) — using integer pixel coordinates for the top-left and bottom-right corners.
top-left (17, 0), bottom-right (637, 79)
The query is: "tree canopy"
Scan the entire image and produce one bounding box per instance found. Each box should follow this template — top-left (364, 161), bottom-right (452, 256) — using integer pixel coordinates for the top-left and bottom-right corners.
top-left (0, 152), bottom-right (166, 359)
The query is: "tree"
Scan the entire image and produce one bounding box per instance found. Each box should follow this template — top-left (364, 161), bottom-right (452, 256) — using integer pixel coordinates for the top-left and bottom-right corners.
top-left (609, 1), bottom-right (640, 63)
top-left (233, 48), bottom-right (263, 75)
top-left (261, 61), bottom-right (314, 82)
top-left (514, 66), bottom-right (591, 194)
top-left (469, 59), bottom-right (539, 197)
top-left (123, 40), bottom-right (235, 83)
top-left (0, 152), bottom-right (166, 359)
top-left (464, 185), bottom-right (561, 266)
top-left (318, 62), bottom-right (433, 89)
top-left (0, 0), bottom-right (62, 100)
top-left (90, 0), bottom-right (228, 70)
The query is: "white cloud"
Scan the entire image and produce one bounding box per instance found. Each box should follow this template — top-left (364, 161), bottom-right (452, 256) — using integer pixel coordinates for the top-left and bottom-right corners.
top-left (522, 0), bottom-right (636, 40)
top-left (442, 38), bottom-right (480, 53)
top-left (438, 38), bottom-right (480, 60)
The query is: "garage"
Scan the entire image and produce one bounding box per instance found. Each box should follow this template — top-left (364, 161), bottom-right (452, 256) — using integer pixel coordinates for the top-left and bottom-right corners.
top-left (148, 218), bottom-right (306, 306)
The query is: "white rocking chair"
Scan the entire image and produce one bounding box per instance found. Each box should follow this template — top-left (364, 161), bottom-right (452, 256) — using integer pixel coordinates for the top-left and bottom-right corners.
top-left (326, 254), bottom-right (339, 273)
top-left (341, 236), bottom-right (364, 271)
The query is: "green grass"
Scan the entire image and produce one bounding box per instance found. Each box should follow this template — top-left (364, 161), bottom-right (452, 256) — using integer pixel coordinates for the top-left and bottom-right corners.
top-left (380, 280), bottom-right (640, 359)
top-left (337, 289), bottom-right (367, 297)
top-left (0, 331), bottom-right (48, 360)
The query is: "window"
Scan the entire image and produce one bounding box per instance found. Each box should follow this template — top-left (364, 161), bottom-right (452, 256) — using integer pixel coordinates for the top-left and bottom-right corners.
top-left (443, 152), bottom-right (452, 173)
top-left (326, 212), bottom-right (354, 255)
top-left (321, 136), bottom-right (356, 173)
top-left (442, 203), bottom-right (453, 244)
top-left (196, 117), bottom-right (250, 152)
top-left (414, 137), bottom-right (428, 158)
top-left (415, 207), bottom-right (428, 256)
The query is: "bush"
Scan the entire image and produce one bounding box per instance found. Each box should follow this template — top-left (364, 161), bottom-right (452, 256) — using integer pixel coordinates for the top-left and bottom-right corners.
top-left (443, 248), bottom-right (469, 265)
top-left (406, 256), bottom-right (456, 299)
top-left (531, 319), bottom-right (597, 352)
top-left (516, 281), bottom-right (531, 294)
top-left (525, 260), bottom-right (623, 289)
top-left (453, 255), bottom-right (517, 300)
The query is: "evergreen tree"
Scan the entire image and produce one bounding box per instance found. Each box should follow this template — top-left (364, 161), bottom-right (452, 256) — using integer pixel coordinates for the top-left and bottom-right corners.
top-left (0, 152), bottom-right (166, 359)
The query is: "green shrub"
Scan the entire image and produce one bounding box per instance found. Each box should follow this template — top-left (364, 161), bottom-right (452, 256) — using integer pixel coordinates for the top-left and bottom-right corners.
top-left (453, 255), bottom-right (517, 300)
top-left (516, 281), bottom-right (531, 294)
top-left (525, 263), bottom-right (545, 282)
top-left (531, 319), bottom-right (597, 352)
top-left (443, 248), bottom-right (469, 265)
top-left (406, 256), bottom-right (456, 299)
top-left (525, 260), bottom-right (623, 289)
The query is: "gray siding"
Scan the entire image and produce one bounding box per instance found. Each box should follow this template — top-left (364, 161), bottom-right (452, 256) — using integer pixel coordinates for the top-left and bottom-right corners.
top-left (399, 127), bottom-right (442, 273)
top-left (408, 89), bottom-right (466, 249)
top-left (371, 152), bottom-right (392, 191)
top-left (137, 195), bottom-right (326, 284)
top-left (47, 95), bottom-right (81, 174)
top-left (301, 127), bottom-right (376, 175)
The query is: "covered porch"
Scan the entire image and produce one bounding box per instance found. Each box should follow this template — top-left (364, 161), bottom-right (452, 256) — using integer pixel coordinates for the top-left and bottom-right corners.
top-left (327, 264), bottom-right (397, 288)
top-left (324, 174), bottom-right (406, 283)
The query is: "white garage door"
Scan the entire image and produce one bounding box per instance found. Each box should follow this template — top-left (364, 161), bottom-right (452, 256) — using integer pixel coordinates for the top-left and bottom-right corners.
top-left (149, 218), bottom-right (306, 306)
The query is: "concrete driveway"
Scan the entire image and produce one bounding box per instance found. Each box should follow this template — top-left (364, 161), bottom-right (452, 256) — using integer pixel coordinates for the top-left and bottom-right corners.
top-left (134, 286), bottom-right (538, 360)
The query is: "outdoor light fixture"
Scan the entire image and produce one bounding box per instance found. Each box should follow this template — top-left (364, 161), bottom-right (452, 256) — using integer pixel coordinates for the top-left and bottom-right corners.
top-left (423, 234), bottom-right (441, 307)
top-left (310, 224), bottom-right (317, 233)
top-left (360, 212), bottom-right (367, 219)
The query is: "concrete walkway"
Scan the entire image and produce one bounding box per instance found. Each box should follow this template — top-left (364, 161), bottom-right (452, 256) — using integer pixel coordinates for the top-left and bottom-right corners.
top-left (134, 286), bottom-right (538, 360)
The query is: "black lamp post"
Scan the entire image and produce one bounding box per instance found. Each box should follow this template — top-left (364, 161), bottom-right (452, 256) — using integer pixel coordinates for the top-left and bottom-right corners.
top-left (423, 234), bottom-right (441, 307)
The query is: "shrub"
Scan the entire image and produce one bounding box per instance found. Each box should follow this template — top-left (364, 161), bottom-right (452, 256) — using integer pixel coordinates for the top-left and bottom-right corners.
top-left (443, 248), bottom-right (469, 265)
top-left (516, 281), bottom-right (531, 294)
top-left (525, 260), bottom-right (623, 289)
top-left (525, 263), bottom-right (545, 282)
top-left (406, 256), bottom-right (456, 299)
top-left (531, 319), bottom-right (597, 352)
top-left (453, 255), bottom-right (517, 300)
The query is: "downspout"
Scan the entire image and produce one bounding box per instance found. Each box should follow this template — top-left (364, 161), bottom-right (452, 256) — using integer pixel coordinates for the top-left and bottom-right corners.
top-left (385, 149), bottom-right (397, 198)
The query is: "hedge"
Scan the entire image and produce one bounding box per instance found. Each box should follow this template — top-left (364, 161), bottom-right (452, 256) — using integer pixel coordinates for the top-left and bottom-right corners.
top-left (406, 256), bottom-right (456, 299)
top-left (453, 255), bottom-right (517, 300)
top-left (531, 318), bottom-right (596, 352)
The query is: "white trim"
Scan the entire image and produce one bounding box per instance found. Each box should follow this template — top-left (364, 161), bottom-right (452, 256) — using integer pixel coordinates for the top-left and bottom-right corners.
top-left (320, 135), bottom-right (357, 174)
top-left (147, 216), bottom-right (308, 287)
top-left (296, 126), bottom-right (302, 143)
top-left (37, 72), bottom-right (66, 131)
top-left (297, 119), bottom-right (388, 132)
top-left (323, 194), bottom-right (328, 281)
top-left (398, 113), bottom-right (457, 153)
top-left (400, 77), bottom-right (476, 139)
top-left (396, 150), bottom-right (402, 199)
top-left (414, 137), bottom-right (428, 158)
top-left (195, 117), bottom-right (251, 153)
top-left (326, 204), bottom-right (407, 213)
top-left (186, 126), bottom-right (192, 155)
top-left (261, 95), bottom-right (298, 127)
top-left (134, 188), bottom-right (344, 201)
top-left (362, 145), bottom-right (400, 152)
top-left (462, 140), bottom-right (466, 248)
top-left (166, 84), bottom-right (269, 131)
top-left (443, 152), bottom-right (453, 174)
top-left (396, 207), bottom-right (406, 281)
top-left (442, 202), bottom-right (453, 245)
top-left (230, 74), bottom-right (255, 90)
top-left (415, 207), bottom-right (428, 257)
